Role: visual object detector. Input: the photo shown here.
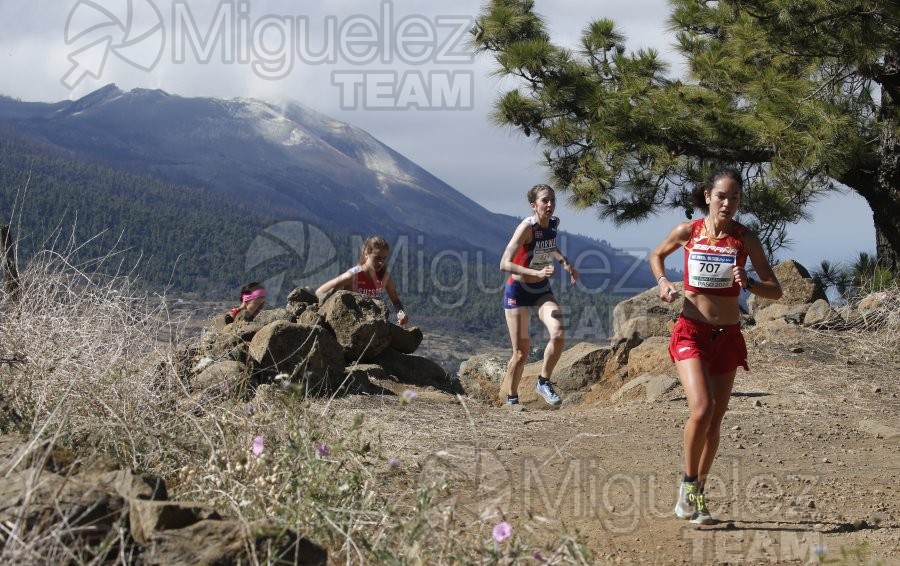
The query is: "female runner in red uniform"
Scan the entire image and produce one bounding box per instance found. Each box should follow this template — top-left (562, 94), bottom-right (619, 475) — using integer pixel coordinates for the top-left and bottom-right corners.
top-left (650, 168), bottom-right (782, 524)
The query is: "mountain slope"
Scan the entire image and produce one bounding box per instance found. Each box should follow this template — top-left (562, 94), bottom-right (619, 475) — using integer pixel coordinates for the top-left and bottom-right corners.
top-left (0, 86), bottom-right (657, 290)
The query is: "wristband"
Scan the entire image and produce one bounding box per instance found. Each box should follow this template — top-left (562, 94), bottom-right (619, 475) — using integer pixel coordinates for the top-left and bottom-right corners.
top-left (746, 277), bottom-right (757, 290)
top-left (560, 255), bottom-right (569, 265)
top-left (657, 275), bottom-right (667, 284)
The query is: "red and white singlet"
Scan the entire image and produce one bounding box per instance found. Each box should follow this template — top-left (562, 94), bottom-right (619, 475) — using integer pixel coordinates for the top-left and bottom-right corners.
top-left (683, 218), bottom-right (749, 297)
top-left (347, 265), bottom-right (385, 298)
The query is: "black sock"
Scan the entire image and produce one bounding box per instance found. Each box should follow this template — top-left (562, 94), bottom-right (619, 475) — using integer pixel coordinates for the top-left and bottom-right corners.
top-left (538, 376), bottom-right (549, 385)
top-left (683, 475), bottom-right (698, 484)
top-left (507, 394), bottom-right (518, 400)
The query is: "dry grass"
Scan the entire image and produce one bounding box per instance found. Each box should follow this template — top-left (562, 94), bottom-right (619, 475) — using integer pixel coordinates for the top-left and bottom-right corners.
top-left (0, 244), bottom-right (184, 467)
top-left (836, 284), bottom-right (900, 364)
top-left (0, 242), bottom-right (591, 564)
top-left (754, 283), bottom-right (900, 413)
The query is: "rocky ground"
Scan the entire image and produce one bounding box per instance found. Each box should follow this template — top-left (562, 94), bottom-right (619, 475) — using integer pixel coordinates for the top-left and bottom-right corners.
top-left (170, 277), bottom-right (899, 564)
top-left (319, 327), bottom-right (900, 564)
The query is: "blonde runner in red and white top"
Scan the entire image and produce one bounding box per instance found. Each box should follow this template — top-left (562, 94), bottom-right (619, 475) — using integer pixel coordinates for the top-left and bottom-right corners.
top-left (315, 236), bottom-right (409, 325)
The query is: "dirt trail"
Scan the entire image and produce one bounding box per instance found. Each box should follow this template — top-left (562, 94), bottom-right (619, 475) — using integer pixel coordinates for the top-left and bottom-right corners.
top-left (325, 334), bottom-right (900, 564)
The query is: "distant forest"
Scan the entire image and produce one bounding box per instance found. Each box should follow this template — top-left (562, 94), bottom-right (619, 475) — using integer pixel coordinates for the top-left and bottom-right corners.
top-left (0, 132), bottom-right (624, 341)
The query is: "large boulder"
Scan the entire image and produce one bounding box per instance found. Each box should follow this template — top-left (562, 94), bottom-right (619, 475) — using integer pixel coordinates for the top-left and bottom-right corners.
top-left (226, 320), bottom-right (266, 342)
top-left (523, 342), bottom-right (613, 393)
top-left (744, 318), bottom-right (806, 347)
top-left (388, 325), bottom-right (424, 354)
top-left (624, 336), bottom-right (672, 378)
top-left (192, 361), bottom-right (245, 394)
top-left (753, 303), bottom-right (811, 325)
top-left (803, 298), bottom-right (838, 328)
top-left (287, 286), bottom-right (319, 307)
top-left (749, 260), bottom-right (826, 313)
top-left (181, 361), bottom-right (249, 411)
top-left (0, 467), bottom-right (129, 550)
top-left (200, 331), bottom-right (243, 360)
top-left (458, 354), bottom-right (508, 403)
top-left (286, 286), bottom-right (319, 318)
top-left (320, 291), bottom-right (392, 362)
top-left (615, 315), bottom-right (675, 342)
top-left (855, 290), bottom-right (900, 329)
top-left (248, 321), bottom-right (345, 393)
top-left (612, 284), bottom-right (682, 340)
top-left (297, 308), bottom-right (329, 331)
top-left (252, 308), bottom-right (293, 326)
top-left (373, 350), bottom-right (456, 392)
top-left (0, 436), bottom-right (329, 564)
top-left (857, 290), bottom-right (896, 314)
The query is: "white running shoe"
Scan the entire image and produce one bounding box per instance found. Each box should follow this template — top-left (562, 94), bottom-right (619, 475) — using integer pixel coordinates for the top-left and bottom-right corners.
top-left (535, 380), bottom-right (562, 405)
top-left (674, 481), bottom-right (698, 519)
top-left (691, 493), bottom-right (714, 525)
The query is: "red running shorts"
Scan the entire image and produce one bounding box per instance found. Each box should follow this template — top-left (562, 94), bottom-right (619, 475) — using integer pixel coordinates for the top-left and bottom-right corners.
top-left (668, 316), bottom-right (749, 374)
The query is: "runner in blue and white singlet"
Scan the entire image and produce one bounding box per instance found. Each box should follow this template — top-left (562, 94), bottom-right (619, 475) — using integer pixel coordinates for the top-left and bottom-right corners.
top-left (499, 184), bottom-right (579, 407)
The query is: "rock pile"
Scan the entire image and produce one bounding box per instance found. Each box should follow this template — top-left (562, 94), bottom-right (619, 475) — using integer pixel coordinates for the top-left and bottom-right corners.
top-left (0, 434), bottom-right (327, 565)
top-left (179, 288), bottom-right (457, 410)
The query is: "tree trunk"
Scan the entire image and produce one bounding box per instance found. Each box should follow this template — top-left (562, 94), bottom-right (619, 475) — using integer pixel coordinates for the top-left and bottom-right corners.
top-left (876, 50), bottom-right (900, 275)
top-left (1, 224), bottom-right (20, 302)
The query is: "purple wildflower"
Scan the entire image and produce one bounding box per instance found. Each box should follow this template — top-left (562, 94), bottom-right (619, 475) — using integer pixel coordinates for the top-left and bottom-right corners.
top-left (492, 521), bottom-right (512, 543)
top-left (251, 435), bottom-right (265, 456)
top-left (315, 442), bottom-right (330, 457)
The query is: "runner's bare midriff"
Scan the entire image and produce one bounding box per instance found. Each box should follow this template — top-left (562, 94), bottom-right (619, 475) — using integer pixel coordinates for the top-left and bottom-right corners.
top-left (682, 290), bottom-right (742, 326)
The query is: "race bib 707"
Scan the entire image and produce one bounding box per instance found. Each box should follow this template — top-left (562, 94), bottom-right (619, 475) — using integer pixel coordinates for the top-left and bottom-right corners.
top-left (688, 252), bottom-right (736, 289)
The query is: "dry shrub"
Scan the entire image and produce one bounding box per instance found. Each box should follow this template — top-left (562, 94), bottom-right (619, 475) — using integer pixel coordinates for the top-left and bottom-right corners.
top-left (836, 282), bottom-right (900, 366)
top-left (0, 245), bottom-right (186, 467)
top-left (0, 243), bottom-right (591, 564)
top-left (168, 390), bottom-right (592, 565)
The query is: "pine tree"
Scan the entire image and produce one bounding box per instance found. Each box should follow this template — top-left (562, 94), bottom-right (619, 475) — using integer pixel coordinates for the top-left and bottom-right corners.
top-left (472, 0), bottom-right (900, 271)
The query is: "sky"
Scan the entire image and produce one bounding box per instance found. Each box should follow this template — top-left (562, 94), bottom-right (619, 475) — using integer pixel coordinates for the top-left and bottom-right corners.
top-left (0, 0), bottom-right (876, 272)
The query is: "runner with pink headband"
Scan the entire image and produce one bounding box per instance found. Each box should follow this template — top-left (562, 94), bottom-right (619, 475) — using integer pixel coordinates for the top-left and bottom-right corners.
top-left (241, 288), bottom-right (266, 303)
top-left (227, 282), bottom-right (267, 323)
